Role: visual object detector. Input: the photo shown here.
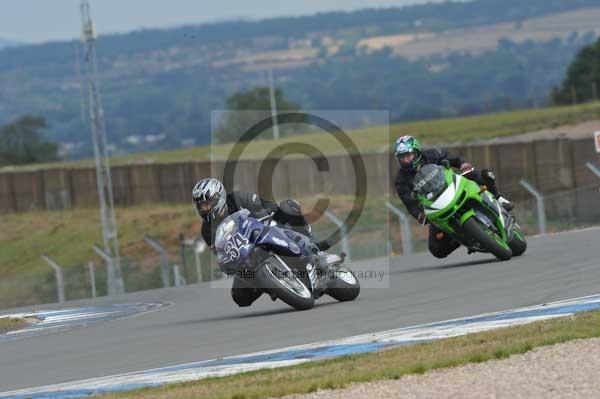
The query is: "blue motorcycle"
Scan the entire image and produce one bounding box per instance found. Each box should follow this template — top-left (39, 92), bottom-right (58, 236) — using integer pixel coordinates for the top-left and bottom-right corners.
top-left (215, 209), bottom-right (360, 310)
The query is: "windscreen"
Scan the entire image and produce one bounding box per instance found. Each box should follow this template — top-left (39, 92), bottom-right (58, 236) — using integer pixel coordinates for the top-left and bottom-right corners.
top-left (413, 164), bottom-right (448, 198)
top-left (215, 209), bottom-right (250, 256)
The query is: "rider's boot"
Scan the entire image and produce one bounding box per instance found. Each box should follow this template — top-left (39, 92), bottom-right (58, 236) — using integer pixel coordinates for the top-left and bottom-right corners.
top-left (497, 196), bottom-right (514, 212)
top-left (481, 170), bottom-right (514, 211)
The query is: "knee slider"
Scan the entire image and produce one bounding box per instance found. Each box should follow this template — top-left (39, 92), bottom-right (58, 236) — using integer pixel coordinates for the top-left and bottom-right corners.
top-left (231, 290), bottom-right (255, 307)
top-left (429, 248), bottom-right (449, 259)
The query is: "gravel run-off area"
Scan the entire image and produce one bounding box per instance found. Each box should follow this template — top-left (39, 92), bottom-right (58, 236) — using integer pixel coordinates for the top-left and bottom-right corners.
top-left (279, 338), bottom-right (600, 399)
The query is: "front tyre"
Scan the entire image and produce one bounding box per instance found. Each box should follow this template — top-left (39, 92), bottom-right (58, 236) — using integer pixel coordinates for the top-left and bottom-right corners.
top-left (463, 217), bottom-right (512, 261)
top-left (255, 257), bottom-right (314, 310)
top-left (508, 227), bottom-right (527, 256)
top-left (327, 267), bottom-right (360, 302)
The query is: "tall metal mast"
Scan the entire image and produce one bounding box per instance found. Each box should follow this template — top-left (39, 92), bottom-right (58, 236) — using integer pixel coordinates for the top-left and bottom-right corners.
top-left (80, 0), bottom-right (124, 295)
top-left (267, 68), bottom-right (280, 140)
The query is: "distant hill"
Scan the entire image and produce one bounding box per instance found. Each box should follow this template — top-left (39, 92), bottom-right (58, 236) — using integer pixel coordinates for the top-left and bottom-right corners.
top-left (0, 38), bottom-right (19, 50)
top-left (1, 0), bottom-right (600, 159)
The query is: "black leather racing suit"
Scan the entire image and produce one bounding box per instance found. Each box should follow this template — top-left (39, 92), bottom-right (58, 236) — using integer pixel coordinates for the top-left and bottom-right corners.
top-left (201, 191), bottom-right (311, 307)
top-left (394, 148), bottom-right (499, 259)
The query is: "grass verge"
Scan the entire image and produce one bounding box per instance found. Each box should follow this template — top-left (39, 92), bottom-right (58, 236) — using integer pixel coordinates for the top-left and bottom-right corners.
top-left (0, 196), bottom-right (379, 278)
top-left (0, 317), bottom-right (27, 334)
top-left (101, 310), bottom-right (600, 399)
top-left (0, 203), bottom-right (199, 277)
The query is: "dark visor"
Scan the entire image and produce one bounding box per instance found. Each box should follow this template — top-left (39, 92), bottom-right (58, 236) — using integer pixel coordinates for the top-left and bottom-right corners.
top-left (195, 196), bottom-right (219, 216)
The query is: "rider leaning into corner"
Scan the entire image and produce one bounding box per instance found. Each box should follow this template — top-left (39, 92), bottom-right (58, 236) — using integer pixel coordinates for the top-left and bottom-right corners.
top-left (393, 135), bottom-right (514, 259)
top-left (192, 177), bottom-right (332, 307)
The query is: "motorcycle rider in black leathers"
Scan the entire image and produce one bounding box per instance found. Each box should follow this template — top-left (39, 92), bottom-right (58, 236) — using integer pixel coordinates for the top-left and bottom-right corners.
top-left (192, 177), bottom-right (331, 307)
top-left (393, 136), bottom-right (513, 259)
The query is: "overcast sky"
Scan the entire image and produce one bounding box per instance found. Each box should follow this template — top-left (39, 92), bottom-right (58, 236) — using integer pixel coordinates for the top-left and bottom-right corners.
top-left (2, 0), bottom-right (452, 44)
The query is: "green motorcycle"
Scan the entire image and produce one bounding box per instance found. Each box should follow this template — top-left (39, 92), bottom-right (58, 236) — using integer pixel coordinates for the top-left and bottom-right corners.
top-left (413, 163), bottom-right (527, 261)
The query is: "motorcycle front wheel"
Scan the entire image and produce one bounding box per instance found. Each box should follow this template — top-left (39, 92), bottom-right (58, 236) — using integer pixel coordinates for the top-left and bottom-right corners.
top-left (463, 217), bottom-right (512, 261)
top-left (255, 256), bottom-right (315, 310)
top-left (508, 227), bottom-right (527, 256)
top-left (327, 266), bottom-right (360, 302)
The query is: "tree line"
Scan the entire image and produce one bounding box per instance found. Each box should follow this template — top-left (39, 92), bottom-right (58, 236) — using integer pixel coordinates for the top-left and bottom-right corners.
top-left (552, 37), bottom-right (600, 105)
top-left (0, 116), bottom-right (59, 167)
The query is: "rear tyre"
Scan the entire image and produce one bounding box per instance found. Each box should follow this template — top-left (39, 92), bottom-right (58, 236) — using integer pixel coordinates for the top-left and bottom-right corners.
top-left (508, 228), bottom-right (527, 256)
top-left (327, 267), bottom-right (360, 302)
top-left (255, 258), bottom-right (314, 311)
top-left (463, 217), bottom-right (512, 261)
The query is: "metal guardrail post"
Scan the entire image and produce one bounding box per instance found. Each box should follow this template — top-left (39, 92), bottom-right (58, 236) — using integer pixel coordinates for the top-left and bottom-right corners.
top-left (173, 265), bottom-right (186, 287)
top-left (41, 255), bottom-right (65, 303)
top-left (144, 235), bottom-right (170, 288)
top-left (324, 210), bottom-right (351, 262)
top-left (88, 261), bottom-right (97, 298)
top-left (194, 251), bottom-right (203, 283)
top-left (178, 233), bottom-right (188, 281)
top-left (183, 237), bottom-right (208, 283)
top-left (94, 244), bottom-right (125, 295)
top-left (520, 179), bottom-right (546, 235)
top-left (386, 202), bottom-right (413, 255)
top-left (194, 240), bottom-right (207, 283)
top-left (586, 162), bottom-right (600, 179)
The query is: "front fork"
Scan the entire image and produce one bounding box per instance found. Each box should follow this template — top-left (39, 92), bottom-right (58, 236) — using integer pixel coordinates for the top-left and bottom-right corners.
top-left (307, 253), bottom-right (343, 297)
top-left (458, 200), bottom-right (512, 243)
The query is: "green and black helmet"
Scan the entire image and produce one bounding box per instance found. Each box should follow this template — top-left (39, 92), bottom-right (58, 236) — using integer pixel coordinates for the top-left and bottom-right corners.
top-left (393, 135), bottom-right (423, 171)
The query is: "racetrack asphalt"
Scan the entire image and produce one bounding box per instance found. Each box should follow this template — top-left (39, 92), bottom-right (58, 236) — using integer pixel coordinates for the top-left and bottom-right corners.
top-left (1, 227), bottom-right (598, 391)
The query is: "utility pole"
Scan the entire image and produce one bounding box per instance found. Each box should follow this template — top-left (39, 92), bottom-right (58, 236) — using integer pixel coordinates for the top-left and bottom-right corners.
top-left (80, 0), bottom-right (124, 295)
top-left (267, 68), bottom-right (280, 140)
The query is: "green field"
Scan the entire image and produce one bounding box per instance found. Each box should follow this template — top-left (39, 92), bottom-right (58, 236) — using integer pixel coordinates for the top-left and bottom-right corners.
top-left (0, 204), bottom-right (198, 277)
top-left (98, 310), bottom-right (600, 399)
top-left (2, 102), bottom-right (600, 172)
top-left (0, 196), bottom-right (379, 278)
top-left (0, 204), bottom-right (200, 307)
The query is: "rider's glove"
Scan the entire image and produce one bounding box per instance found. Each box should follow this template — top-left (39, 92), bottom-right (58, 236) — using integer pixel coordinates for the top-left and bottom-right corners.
top-left (417, 212), bottom-right (428, 225)
top-left (459, 162), bottom-right (473, 174)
